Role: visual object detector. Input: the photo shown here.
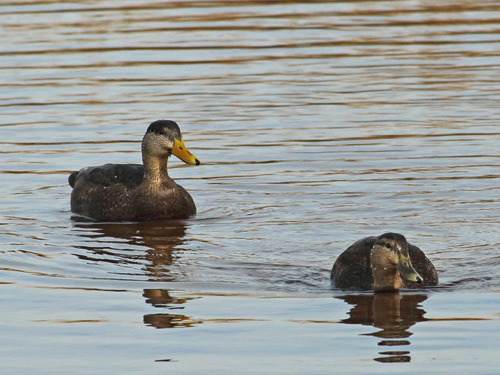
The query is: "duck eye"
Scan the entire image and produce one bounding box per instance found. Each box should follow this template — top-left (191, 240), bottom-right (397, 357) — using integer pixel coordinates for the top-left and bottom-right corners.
top-left (384, 243), bottom-right (392, 249)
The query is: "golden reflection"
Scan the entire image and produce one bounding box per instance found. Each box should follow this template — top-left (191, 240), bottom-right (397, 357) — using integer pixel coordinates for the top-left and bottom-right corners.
top-left (143, 313), bottom-right (198, 329)
top-left (143, 288), bottom-right (194, 308)
top-left (143, 289), bottom-right (199, 329)
top-left (71, 217), bottom-right (188, 281)
top-left (337, 292), bottom-right (429, 363)
top-left (71, 219), bottom-right (199, 329)
top-left (142, 289), bottom-right (270, 329)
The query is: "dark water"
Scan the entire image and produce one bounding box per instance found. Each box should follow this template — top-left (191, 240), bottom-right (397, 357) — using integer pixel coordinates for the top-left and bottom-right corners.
top-left (1, 1), bottom-right (500, 374)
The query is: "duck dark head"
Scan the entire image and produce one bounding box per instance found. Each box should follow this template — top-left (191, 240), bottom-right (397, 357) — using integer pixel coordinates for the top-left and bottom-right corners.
top-left (146, 120), bottom-right (182, 140)
top-left (143, 120), bottom-right (201, 166)
top-left (376, 232), bottom-right (409, 256)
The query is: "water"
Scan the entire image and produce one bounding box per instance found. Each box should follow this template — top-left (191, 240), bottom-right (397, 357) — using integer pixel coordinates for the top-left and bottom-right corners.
top-left (1, 1), bottom-right (500, 373)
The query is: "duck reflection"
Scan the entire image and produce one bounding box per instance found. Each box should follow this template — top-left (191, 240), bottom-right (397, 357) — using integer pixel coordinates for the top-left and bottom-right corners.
top-left (337, 292), bottom-right (429, 363)
top-left (143, 289), bottom-right (198, 329)
top-left (71, 217), bottom-right (188, 281)
top-left (71, 217), bottom-right (199, 329)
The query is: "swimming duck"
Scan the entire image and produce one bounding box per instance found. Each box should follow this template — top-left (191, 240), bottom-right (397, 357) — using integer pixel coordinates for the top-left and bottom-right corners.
top-left (68, 120), bottom-right (201, 222)
top-left (331, 233), bottom-right (438, 291)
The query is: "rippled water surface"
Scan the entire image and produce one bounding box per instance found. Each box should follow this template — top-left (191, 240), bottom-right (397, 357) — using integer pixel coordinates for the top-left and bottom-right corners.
top-left (1, 1), bottom-right (500, 374)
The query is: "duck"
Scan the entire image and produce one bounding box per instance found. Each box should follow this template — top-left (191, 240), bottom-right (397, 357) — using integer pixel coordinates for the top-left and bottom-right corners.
top-left (68, 120), bottom-right (201, 222)
top-left (331, 232), bottom-right (438, 291)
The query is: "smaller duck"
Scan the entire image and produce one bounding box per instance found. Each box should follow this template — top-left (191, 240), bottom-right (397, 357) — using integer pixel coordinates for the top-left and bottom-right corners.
top-left (69, 120), bottom-right (201, 222)
top-left (331, 233), bottom-right (438, 291)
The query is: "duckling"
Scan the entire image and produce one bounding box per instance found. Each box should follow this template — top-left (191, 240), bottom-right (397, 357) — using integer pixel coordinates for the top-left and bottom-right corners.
top-left (331, 233), bottom-right (438, 291)
top-left (68, 120), bottom-right (201, 222)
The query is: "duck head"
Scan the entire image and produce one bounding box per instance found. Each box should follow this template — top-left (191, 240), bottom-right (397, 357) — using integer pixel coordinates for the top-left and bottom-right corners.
top-left (142, 120), bottom-right (201, 165)
top-left (371, 232), bottom-right (423, 291)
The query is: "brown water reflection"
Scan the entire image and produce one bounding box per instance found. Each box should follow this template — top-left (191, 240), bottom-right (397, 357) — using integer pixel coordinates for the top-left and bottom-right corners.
top-left (72, 219), bottom-right (201, 328)
top-left (143, 289), bottom-right (197, 329)
top-left (71, 219), bottom-right (188, 281)
top-left (338, 293), bottom-right (428, 363)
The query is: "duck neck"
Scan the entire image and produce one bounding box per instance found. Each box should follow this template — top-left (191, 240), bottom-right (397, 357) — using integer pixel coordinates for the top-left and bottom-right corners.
top-left (142, 153), bottom-right (169, 186)
top-left (370, 246), bottom-right (403, 291)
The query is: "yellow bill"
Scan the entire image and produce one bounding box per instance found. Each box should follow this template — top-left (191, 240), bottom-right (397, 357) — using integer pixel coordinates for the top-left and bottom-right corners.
top-left (172, 138), bottom-right (201, 165)
top-left (396, 253), bottom-right (423, 283)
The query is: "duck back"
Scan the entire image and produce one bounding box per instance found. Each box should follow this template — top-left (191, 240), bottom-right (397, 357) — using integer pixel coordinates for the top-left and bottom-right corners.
top-left (69, 164), bottom-right (196, 221)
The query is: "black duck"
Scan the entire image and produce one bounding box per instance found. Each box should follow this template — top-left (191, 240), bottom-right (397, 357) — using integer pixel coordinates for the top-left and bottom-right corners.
top-left (69, 120), bottom-right (201, 221)
top-left (331, 233), bottom-right (438, 291)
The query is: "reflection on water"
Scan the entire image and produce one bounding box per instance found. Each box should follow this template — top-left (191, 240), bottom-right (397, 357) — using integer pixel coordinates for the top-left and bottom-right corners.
top-left (143, 288), bottom-right (192, 309)
top-left (143, 289), bottom-right (197, 329)
top-left (72, 218), bottom-right (201, 328)
top-left (338, 293), bottom-right (428, 363)
top-left (71, 218), bottom-right (188, 281)
top-left (144, 313), bottom-right (196, 329)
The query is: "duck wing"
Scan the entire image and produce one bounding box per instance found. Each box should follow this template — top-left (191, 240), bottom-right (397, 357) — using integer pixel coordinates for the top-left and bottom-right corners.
top-left (69, 163), bottom-right (144, 189)
top-left (331, 236), bottom-right (376, 290)
top-left (406, 244), bottom-right (439, 287)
